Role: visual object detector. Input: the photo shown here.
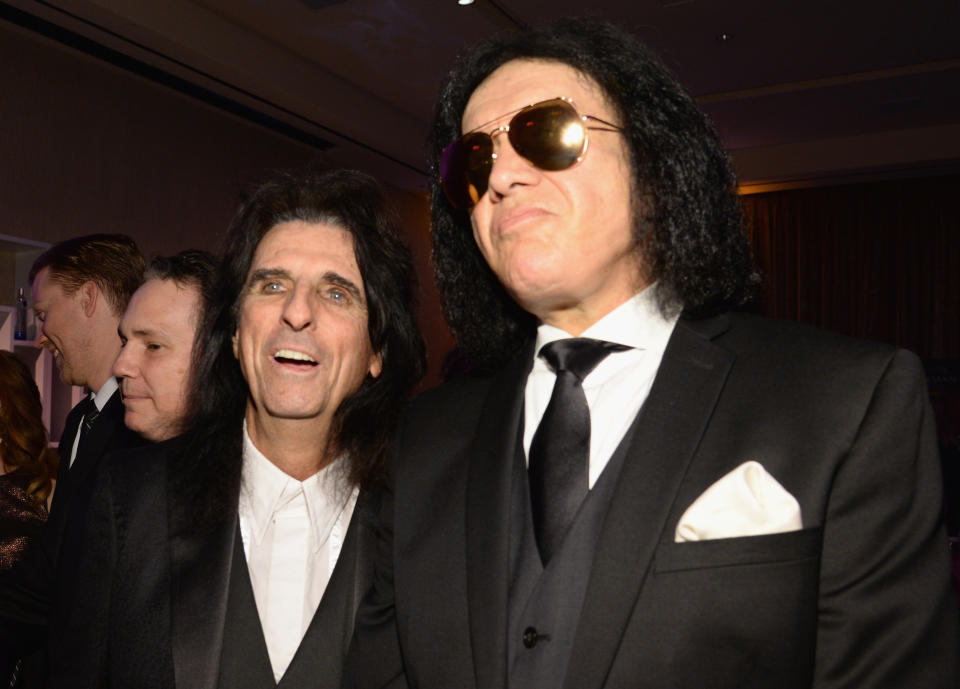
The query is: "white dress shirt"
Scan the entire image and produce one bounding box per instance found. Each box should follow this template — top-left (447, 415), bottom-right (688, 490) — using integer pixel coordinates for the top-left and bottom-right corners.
top-left (523, 285), bottom-right (679, 488)
top-left (237, 423), bottom-right (358, 682)
top-left (69, 376), bottom-right (119, 467)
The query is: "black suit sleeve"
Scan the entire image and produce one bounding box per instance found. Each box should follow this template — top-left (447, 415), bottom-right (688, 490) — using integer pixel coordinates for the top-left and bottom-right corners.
top-left (813, 350), bottom-right (959, 687)
top-left (345, 429), bottom-right (410, 689)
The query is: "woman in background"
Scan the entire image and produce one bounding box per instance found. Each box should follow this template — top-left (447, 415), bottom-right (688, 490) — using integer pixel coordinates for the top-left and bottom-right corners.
top-left (0, 350), bottom-right (57, 688)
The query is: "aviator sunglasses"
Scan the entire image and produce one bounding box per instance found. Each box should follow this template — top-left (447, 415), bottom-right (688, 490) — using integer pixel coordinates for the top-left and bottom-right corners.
top-left (439, 97), bottom-right (622, 210)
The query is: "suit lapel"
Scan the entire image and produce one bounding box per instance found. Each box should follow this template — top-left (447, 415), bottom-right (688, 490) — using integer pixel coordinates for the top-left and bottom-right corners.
top-left (168, 448), bottom-right (240, 689)
top-left (49, 392), bottom-right (135, 569)
top-left (69, 391), bottom-right (124, 485)
top-left (49, 400), bottom-right (86, 516)
top-left (56, 399), bottom-right (85, 463)
top-left (563, 315), bottom-right (735, 689)
top-left (466, 349), bottom-right (533, 689)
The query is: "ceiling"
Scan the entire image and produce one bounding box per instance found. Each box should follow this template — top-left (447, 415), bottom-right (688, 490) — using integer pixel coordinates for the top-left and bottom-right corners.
top-left (6, 0), bottom-right (960, 192)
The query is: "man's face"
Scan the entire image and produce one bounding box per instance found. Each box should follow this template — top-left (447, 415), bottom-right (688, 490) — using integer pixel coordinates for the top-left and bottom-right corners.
top-left (112, 278), bottom-right (201, 442)
top-left (31, 266), bottom-right (95, 387)
top-left (232, 220), bottom-right (381, 433)
top-left (462, 59), bottom-right (642, 335)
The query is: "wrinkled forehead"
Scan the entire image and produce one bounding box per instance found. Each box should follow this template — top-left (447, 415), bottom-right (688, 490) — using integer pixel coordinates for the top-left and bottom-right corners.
top-left (246, 219), bottom-right (366, 295)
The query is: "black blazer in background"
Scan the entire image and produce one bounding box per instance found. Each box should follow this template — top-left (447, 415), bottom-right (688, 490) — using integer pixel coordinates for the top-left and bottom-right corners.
top-left (347, 313), bottom-right (960, 689)
top-left (46, 434), bottom-right (377, 689)
top-left (0, 388), bottom-right (142, 669)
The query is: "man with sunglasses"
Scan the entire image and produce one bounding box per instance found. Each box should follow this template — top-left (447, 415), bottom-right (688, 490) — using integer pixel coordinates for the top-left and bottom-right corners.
top-left (347, 17), bottom-right (958, 689)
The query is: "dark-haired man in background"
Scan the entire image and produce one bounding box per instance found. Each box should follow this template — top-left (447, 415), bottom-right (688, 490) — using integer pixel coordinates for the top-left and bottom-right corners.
top-left (48, 169), bottom-right (425, 689)
top-left (1, 248), bottom-right (213, 682)
top-left (113, 250), bottom-right (217, 443)
top-left (348, 18), bottom-right (958, 689)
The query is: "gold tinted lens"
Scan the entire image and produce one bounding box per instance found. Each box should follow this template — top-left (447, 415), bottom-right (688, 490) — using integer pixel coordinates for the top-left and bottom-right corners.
top-left (508, 99), bottom-right (585, 171)
top-left (440, 132), bottom-right (494, 209)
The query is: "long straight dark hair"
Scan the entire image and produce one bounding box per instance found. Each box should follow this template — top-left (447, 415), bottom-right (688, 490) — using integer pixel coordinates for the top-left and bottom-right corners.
top-left (173, 169), bottom-right (425, 525)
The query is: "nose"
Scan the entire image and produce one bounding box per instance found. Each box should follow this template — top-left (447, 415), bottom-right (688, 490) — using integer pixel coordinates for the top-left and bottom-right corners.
top-left (34, 321), bottom-right (48, 348)
top-left (112, 343), bottom-right (136, 380)
top-left (484, 133), bottom-right (541, 202)
top-left (281, 283), bottom-right (314, 331)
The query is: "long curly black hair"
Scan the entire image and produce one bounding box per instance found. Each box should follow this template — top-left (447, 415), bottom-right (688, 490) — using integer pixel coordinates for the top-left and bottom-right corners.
top-left (429, 17), bottom-right (758, 365)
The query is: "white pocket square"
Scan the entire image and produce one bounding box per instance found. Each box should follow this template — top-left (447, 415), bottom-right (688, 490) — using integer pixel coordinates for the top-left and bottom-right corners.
top-left (674, 461), bottom-right (802, 543)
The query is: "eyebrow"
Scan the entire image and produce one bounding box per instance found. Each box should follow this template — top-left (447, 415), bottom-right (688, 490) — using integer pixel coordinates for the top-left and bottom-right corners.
top-left (118, 325), bottom-right (166, 340)
top-left (324, 272), bottom-right (364, 303)
top-left (247, 268), bottom-right (291, 286)
top-left (246, 268), bottom-right (364, 303)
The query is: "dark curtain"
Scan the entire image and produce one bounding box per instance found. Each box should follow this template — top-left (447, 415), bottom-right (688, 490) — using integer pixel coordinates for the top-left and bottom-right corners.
top-left (740, 173), bottom-right (959, 360)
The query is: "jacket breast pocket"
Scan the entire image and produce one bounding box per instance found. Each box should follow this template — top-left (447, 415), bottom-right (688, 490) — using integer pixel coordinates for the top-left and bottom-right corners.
top-left (653, 526), bottom-right (823, 573)
top-left (626, 528), bottom-right (824, 688)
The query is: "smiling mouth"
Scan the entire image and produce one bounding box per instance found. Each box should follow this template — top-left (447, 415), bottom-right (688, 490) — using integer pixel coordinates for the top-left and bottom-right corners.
top-left (273, 349), bottom-right (318, 366)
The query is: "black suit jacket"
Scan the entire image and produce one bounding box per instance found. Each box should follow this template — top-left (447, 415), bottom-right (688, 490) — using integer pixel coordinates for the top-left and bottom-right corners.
top-left (46, 434), bottom-right (377, 689)
top-left (348, 313), bottom-right (959, 689)
top-left (0, 388), bottom-right (142, 669)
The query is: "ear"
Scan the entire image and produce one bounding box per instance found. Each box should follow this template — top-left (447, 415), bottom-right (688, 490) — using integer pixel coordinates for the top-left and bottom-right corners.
top-left (79, 281), bottom-right (99, 318)
top-left (368, 350), bottom-right (383, 379)
top-left (231, 328), bottom-right (239, 360)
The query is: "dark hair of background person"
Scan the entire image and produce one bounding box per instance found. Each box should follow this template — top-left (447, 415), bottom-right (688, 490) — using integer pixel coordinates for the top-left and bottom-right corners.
top-left (143, 249), bottom-right (218, 395)
top-left (0, 352), bottom-right (57, 505)
top-left (28, 234), bottom-right (146, 316)
top-left (178, 168), bottom-right (426, 521)
top-left (143, 249), bottom-right (218, 296)
top-left (428, 17), bottom-right (759, 365)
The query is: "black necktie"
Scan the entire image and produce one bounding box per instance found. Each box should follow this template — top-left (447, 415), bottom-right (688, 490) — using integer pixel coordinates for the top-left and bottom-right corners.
top-left (82, 401), bottom-right (100, 435)
top-left (71, 396), bottom-right (98, 451)
top-left (528, 338), bottom-right (629, 564)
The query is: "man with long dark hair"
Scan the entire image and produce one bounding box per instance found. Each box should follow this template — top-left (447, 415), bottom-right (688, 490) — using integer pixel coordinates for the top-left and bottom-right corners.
top-left (113, 250), bottom-right (217, 443)
top-left (347, 18), bottom-right (957, 689)
top-left (47, 169), bottom-right (425, 688)
top-left (0, 249), bottom-right (213, 683)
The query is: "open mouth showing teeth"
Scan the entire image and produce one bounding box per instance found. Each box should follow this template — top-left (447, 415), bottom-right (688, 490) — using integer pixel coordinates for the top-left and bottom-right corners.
top-left (274, 349), bottom-right (318, 366)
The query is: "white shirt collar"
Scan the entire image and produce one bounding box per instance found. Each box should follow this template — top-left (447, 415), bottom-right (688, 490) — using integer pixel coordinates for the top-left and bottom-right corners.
top-left (92, 376), bottom-right (119, 411)
top-left (533, 283), bottom-right (677, 362)
top-left (239, 420), bottom-right (353, 550)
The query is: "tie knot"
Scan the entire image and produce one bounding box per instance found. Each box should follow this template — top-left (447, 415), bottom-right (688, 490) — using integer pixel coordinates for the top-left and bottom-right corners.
top-left (78, 396), bottom-right (99, 432)
top-left (77, 396), bottom-right (97, 416)
top-left (539, 338), bottom-right (630, 381)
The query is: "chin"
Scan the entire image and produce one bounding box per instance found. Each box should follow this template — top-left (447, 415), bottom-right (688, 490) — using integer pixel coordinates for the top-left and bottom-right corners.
top-left (504, 251), bottom-right (567, 288)
top-left (260, 397), bottom-right (327, 420)
top-left (127, 424), bottom-right (149, 439)
top-left (507, 276), bottom-right (571, 313)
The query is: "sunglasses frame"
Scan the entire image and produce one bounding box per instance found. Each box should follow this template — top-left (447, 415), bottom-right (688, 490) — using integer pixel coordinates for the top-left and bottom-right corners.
top-left (440, 97), bottom-right (622, 210)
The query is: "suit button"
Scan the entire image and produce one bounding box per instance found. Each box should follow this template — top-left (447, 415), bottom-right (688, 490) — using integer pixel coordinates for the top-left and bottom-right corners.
top-left (522, 627), bottom-right (539, 648)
